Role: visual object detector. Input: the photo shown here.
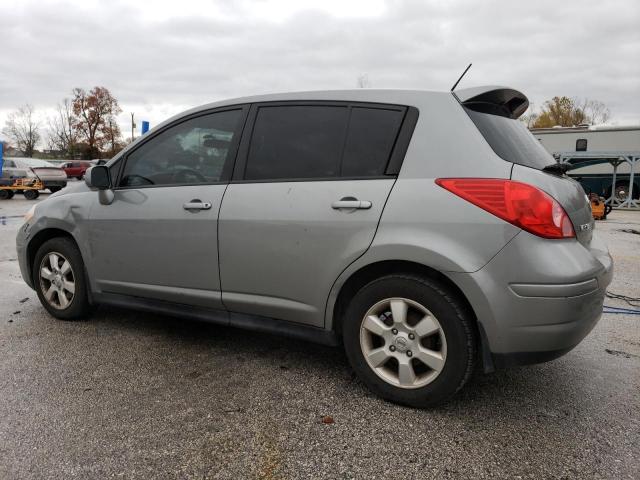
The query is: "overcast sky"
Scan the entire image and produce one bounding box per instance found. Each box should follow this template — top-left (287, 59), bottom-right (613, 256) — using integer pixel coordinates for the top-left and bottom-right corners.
top-left (1, 0), bottom-right (639, 144)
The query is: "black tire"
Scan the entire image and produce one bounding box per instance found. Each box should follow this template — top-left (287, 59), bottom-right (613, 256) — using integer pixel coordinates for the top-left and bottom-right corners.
top-left (49, 187), bottom-right (61, 193)
top-left (33, 237), bottom-right (92, 320)
top-left (342, 274), bottom-right (476, 408)
top-left (23, 189), bottom-right (39, 200)
top-left (0, 190), bottom-right (11, 200)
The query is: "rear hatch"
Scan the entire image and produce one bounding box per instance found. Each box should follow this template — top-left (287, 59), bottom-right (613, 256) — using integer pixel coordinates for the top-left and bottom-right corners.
top-left (457, 87), bottom-right (594, 246)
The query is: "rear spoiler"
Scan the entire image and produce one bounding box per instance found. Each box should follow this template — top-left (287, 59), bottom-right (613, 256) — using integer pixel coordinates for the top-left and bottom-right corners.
top-left (453, 86), bottom-right (529, 119)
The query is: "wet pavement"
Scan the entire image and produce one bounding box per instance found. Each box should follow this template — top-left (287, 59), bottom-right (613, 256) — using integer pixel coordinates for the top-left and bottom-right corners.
top-left (1, 194), bottom-right (639, 479)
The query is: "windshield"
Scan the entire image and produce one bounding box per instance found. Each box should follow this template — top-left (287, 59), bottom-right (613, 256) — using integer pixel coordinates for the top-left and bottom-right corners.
top-left (464, 107), bottom-right (554, 170)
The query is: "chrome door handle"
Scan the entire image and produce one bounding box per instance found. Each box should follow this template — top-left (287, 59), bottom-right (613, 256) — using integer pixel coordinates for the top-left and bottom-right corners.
top-left (331, 199), bottom-right (372, 210)
top-left (183, 199), bottom-right (212, 210)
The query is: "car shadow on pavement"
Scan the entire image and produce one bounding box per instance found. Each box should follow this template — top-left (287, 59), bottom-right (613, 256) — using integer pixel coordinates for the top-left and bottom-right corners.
top-left (88, 304), bottom-right (595, 416)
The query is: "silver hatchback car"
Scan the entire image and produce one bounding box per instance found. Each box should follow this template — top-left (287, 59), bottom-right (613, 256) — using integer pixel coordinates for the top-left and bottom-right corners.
top-left (16, 86), bottom-right (613, 407)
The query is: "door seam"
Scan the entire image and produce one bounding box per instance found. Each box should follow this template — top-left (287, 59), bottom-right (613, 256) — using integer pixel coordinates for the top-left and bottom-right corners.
top-left (322, 176), bottom-right (400, 329)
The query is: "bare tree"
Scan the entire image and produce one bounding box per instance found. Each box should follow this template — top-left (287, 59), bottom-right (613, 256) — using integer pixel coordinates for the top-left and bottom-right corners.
top-left (581, 99), bottom-right (611, 125)
top-left (356, 73), bottom-right (371, 88)
top-left (47, 98), bottom-right (79, 157)
top-left (520, 103), bottom-right (539, 128)
top-left (2, 104), bottom-right (41, 157)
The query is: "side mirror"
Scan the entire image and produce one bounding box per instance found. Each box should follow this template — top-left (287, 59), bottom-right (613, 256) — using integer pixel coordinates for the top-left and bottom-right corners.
top-left (84, 165), bottom-right (111, 190)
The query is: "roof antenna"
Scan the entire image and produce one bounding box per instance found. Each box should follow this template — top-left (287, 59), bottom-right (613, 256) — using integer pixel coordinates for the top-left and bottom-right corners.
top-left (450, 63), bottom-right (472, 92)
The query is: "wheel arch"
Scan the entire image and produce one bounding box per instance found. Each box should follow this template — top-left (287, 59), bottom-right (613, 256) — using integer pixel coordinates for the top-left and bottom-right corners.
top-left (328, 259), bottom-right (494, 372)
top-left (26, 228), bottom-right (80, 286)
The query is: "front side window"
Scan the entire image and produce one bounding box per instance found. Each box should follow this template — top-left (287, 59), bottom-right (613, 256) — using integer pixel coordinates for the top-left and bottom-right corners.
top-left (120, 109), bottom-right (243, 187)
top-left (244, 104), bottom-right (405, 181)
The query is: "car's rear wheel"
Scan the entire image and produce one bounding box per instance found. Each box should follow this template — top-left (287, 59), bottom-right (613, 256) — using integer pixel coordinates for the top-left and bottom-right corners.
top-left (33, 237), bottom-right (92, 320)
top-left (23, 189), bottom-right (39, 200)
top-left (342, 274), bottom-right (476, 408)
top-left (49, 187), bottom-right (61, 193)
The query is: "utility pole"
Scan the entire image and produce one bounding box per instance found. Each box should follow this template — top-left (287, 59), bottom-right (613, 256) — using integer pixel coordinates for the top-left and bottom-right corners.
top-left (131, 112), bottom-right (136, 142)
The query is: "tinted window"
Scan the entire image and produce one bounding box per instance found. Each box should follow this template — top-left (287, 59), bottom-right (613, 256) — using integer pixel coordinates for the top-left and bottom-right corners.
top-left (341, 107), bottom-right (404, 177)
top-left (576, 138), bottom-right (587, 151)
top-left (120, 109), bottom-right (242, 187)
top-left (245, 105), bottom-right (349, 181)
top-left (465, 106), bottom-right (554, 170)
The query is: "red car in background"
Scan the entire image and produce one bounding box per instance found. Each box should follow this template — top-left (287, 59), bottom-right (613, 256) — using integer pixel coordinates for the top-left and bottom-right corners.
top-left (60, 161), bottom-right (92, 179)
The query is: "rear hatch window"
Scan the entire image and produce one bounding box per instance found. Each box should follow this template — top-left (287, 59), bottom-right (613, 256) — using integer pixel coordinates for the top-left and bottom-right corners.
top-left (464, 103), bottom-right (554, 170)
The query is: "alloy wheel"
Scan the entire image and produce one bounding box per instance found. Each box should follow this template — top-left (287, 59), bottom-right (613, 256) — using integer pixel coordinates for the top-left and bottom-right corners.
top-left (359, 297), bottom-right (447, 389)
top-left (39, 252), bottom-right (75, 310)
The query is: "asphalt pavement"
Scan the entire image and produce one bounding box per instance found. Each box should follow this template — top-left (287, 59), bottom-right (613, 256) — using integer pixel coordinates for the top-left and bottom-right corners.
top-left (1, 193), bottom-right (639, 479)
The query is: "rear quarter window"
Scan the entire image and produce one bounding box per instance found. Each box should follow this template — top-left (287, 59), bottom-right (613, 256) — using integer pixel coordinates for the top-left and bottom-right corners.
top-left (341, 107), bottom-right (404, 177)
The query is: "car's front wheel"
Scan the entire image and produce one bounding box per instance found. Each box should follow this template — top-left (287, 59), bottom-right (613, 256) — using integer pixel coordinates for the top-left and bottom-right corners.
top-left (342, 274), bottom-right (476, 408)
top-left (33, 237), bottom-right (92, 320)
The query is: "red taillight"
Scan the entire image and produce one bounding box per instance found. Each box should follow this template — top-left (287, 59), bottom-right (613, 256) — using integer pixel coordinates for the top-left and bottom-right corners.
top-left (435, 178), bottom-right (575, 239)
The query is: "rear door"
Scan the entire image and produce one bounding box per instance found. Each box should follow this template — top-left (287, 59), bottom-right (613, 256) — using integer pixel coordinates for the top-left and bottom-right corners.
top-left (218, 102), bottom-right (416, 327)
top-left (87, 106), bottom-right (247, 308)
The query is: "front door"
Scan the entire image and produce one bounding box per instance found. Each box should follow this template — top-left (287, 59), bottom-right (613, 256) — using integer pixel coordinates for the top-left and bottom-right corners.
top-left (88, 106), bottom-right (247, 309)
top-left (219, 102), bottom-right (409, 326)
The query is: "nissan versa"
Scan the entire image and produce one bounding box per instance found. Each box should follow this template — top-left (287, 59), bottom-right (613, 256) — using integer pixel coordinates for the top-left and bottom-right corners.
top-left (16, 86), bottom-right (613, 407)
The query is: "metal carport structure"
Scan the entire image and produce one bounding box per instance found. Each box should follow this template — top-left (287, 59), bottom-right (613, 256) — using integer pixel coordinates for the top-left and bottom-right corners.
top-left (556, 151), bottom-right (640, 209)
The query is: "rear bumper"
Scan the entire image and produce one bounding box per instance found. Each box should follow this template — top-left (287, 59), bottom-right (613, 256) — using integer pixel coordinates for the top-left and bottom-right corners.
top-left (450, 230), bottom-right (613, 368)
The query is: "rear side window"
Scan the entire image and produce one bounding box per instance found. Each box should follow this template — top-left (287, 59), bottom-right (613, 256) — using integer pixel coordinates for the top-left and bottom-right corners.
top-left (464, 105), bottom-right (554, 170)
top-left (246, 105), bottom-right (348, 180)
top-left (244, 104), bottom-right (406, 181)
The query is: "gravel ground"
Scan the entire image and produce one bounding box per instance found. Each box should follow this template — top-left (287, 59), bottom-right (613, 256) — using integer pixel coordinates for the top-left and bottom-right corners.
top-left (1, 194), bottom-right (639, 479)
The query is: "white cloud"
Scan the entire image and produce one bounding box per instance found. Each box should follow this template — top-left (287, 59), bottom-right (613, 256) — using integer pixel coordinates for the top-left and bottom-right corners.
top-left (0, 0), bottom-right (638, 143)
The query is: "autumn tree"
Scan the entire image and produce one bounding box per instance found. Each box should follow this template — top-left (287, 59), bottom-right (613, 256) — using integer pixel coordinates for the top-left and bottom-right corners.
top-left (104, 118), bottom-right (124, 156)
top-left (47, 98), bottom-right (79, 157)
top-left (72, 86), bottom-right (122, 159)
top-left (532, 96), bottom-right (611, 128)
top-left (2, 104), bottom-right (41, 157)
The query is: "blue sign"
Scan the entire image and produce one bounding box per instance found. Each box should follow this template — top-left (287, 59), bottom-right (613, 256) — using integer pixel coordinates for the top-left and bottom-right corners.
top-left (141, 121), bottom-right (150, 135)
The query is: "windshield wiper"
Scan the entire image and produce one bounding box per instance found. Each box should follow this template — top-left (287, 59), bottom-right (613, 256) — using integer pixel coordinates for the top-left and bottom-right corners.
top-left (542, 162), bottom-right (570, 175)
